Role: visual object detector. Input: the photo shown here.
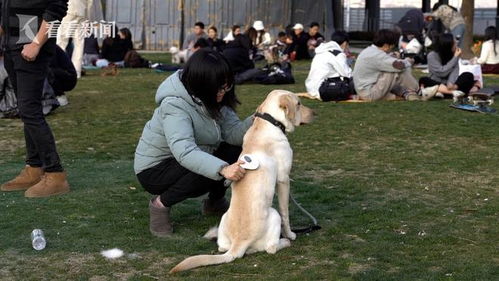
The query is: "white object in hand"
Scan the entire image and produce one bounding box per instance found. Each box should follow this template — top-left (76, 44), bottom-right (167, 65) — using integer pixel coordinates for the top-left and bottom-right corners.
top-left (239, 154), bottom-right (259, 170)
top-left (101, 248), bottom-right (124, 259)
top-left (31, 229), bottom-right (46, 251)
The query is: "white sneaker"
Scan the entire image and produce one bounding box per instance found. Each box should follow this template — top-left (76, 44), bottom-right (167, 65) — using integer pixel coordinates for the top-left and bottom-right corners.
top-left (435, 92), bottom-right (444, 98)
top-left (452, 90), bottom-right (465, 103)
top-left (420, 85), bottom-right (439, 101)
top-left (57, 95), bottom-right (69, 106)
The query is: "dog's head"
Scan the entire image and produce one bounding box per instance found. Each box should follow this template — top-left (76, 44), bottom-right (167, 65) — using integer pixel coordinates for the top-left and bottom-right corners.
top-left (169, 46), bottom-right (179, 54)
top-left (257, 90), bottom-right (315, 133)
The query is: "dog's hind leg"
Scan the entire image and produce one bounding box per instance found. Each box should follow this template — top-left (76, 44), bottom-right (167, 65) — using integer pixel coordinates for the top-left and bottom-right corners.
top-left (217, 214), bottom-right (231, 252)
top-left (265, 208), bottom-right (290, 254)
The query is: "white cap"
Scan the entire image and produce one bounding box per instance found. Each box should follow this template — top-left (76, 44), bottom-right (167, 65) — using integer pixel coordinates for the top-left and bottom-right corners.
top-left (253, 20), bottom-right (265, 31)
top-left (293, 23), bottom-right (304, 30)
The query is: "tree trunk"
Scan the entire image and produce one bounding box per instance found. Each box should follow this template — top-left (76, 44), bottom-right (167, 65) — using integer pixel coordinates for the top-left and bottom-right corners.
top-left (461, 0), bottom-right (474, 59)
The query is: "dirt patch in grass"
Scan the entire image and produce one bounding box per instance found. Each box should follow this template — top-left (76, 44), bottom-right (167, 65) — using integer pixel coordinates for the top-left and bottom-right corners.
top-left (348, 262), bottom-right (370, 274)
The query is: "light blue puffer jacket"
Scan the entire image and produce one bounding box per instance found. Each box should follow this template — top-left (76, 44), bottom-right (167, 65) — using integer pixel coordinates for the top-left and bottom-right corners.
top-left (134, 71), bottom-right (253, 180)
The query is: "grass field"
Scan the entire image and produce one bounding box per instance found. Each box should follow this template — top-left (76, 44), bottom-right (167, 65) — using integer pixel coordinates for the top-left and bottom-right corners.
top-left (0, 54), bottom-right (498, 281)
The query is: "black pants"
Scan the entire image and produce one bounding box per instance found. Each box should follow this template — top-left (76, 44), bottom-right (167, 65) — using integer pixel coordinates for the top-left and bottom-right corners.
top-left (136, 143), bottom-right (242, 207)
top-left (4, 41), bottom-right (63, 172)
top-left (419, 72), bottom-right (475, 94)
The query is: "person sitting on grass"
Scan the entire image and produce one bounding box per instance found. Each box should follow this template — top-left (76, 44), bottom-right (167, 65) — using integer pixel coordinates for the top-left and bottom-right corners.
top-left (134, 48), bottom-right (254, 237)
top-left (307, 22), bottom-right (325, 57)
top-left (97, 27), bottom-right (133, 68)
top-left (419, 33), bottom-right (477, 99)
top-left (291, 23), bottom-right (310, 60)
top-left (353, 29), bottom-right (436, 102)
top-left (476, 26), bottom-right (499, 74)
top-left (304, 31), bottom-right (353, 101)
top-left (207, 26), bottom-right (225, 52)
top-left (222, 34), bottom-right (263, 84)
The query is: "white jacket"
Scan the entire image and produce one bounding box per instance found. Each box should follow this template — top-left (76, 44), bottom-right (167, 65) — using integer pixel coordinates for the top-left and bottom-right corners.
top-left (477, 40), bottom-right (499, 65)
top-left (67, 0), bottom-right (89, 17)
top-left (305, 41), bottom-right (352, 98)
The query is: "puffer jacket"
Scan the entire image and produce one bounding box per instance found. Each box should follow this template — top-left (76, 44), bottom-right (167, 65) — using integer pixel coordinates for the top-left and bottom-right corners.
top-left (134, 71), bottom-right (253, 180)
top-left (0, 0), bottom-right (68, 49)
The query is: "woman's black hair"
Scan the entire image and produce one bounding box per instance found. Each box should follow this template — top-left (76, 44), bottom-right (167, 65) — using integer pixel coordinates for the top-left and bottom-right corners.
top-left (434, 33), bottom-right (455, 65)
top-left (484, 26), bottom-right (498, 55)
top-left (181, 48), bottom-right (238, 119)
top-left (245, 27), bottom-right (258, 45)
top-left (194, 38), bottom-right (209, 48)
top-left (119, 27), bottom-right (133, 50)
top-left (231, 25), bottom-right (240, 33)
top-left (209, 26), bottom-right (217, 33)
top-left (373, 29), bottom-right (399, 47)
top-left (331, 30), bottom-right (349, 45)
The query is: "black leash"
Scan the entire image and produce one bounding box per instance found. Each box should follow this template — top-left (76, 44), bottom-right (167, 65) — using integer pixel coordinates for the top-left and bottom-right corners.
top-left (290, 191), bottom-right (322, 234)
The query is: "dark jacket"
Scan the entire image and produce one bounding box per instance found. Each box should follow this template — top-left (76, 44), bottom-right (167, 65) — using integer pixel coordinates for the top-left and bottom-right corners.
top-left (222, 34), bottom-right (254, 73)
top-left (48, 45), bottom-right (76, 95)
top-left (208, 38), bottom-right (225, 52)
top-left (101, 37), bottom-right (131, 62)
top-left (1, 0), bottom-right (68, 50)
top-left (292, 32), bottom-right (310, 60)
top-left (84, 35), bottom-right (99, 55)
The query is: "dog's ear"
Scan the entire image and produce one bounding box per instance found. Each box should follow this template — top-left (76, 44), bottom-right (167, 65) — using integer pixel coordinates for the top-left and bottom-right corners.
top-left (279, 94), bottom-right (296, 122)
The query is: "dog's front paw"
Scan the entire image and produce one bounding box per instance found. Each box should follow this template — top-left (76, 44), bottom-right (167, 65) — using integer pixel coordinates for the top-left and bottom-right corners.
top-left (285, 231), bottom-right (296, 241)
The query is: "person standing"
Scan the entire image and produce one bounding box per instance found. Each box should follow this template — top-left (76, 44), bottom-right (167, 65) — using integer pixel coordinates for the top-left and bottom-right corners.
top-left (57, 0), bottom-right (91, 79)
top-left (429, 3), bottom-right (465, 47)
top-left (0, 0), bottom-right (70, 197)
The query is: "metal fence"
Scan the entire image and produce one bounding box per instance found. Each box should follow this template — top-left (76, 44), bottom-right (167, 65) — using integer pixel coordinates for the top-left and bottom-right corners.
top-left (105, 0), bottom-right (333, 51)
top-left (345, 7), bottom-right (496, 35)
top-left (105, 1), bottom-right (497, 51)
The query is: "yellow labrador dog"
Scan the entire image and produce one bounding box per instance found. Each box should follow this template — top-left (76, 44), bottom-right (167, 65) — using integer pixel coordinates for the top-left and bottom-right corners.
top-left (170, 90), bottom-right (314, 273)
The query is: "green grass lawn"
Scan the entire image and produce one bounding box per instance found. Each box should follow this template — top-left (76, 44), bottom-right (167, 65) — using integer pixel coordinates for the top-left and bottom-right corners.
top-left (1, 54), bottom-right (498, 281)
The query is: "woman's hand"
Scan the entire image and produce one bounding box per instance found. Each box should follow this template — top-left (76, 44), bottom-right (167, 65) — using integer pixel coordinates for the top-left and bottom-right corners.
top-left (220, 160), bottom-right (246, 181)
top-left (454, 47), bottom-right (462, 57)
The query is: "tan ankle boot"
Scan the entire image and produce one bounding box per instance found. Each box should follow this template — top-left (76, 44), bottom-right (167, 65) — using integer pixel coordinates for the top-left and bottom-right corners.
top-left (25, 172), bottom-right (70, 198)
top-left (149, 198), bottom-right (173, 237)
top-left (1, 165), bottom-right (44, 191)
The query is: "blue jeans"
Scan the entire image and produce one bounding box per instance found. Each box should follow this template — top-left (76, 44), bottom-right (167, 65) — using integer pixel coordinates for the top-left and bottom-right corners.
top-left (451, 24), bottom-right (465, 48)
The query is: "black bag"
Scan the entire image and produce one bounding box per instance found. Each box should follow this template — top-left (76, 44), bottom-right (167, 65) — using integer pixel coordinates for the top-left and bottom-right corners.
top-left (255, 62), bottom-right (295, 85)
top-left (319, 77), bottom-right (353, 102)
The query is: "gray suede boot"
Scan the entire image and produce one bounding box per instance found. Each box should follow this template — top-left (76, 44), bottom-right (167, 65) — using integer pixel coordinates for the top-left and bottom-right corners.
top-left (149, 198), bottom-right (173, 237)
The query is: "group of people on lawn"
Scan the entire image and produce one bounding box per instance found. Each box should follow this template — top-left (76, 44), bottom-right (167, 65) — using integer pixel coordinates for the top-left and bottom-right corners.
top-left (1, 1), bottom-right (498, 238)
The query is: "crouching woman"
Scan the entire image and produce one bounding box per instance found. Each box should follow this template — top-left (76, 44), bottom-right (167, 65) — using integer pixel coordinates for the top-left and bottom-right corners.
top-left (134, 49), bottom-right (253, 237)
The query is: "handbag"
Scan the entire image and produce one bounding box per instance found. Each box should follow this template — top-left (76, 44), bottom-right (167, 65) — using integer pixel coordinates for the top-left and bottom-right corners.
top-left (318, 76), bottom-right (352, 102)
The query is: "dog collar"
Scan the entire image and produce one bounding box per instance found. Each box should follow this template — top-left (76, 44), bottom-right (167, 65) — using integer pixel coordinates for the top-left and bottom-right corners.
top-left (255, 112), bottom-right (286, 134)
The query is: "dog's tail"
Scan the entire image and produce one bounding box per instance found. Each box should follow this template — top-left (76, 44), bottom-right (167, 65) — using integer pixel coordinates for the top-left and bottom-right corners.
top-left (169, 241), bottom-right (249, 273)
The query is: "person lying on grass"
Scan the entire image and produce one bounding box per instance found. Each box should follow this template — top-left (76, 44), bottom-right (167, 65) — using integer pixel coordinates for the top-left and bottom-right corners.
top-left (134, 48), bottom-right (253, 237)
